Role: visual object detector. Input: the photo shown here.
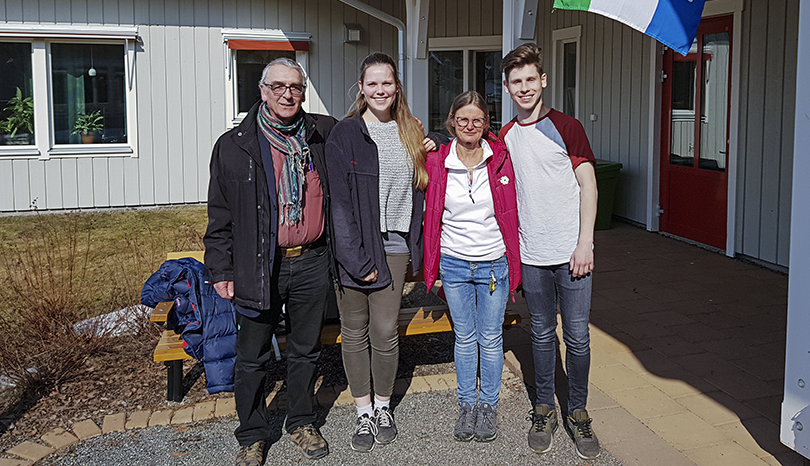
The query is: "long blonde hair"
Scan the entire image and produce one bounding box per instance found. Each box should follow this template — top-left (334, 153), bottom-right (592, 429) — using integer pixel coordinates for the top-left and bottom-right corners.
top-left (346, 53), bottom-right (428, 190)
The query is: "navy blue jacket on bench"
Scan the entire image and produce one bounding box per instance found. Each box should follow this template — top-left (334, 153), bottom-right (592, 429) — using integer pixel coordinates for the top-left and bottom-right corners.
top-left (141, 257), bottom-right (236, 394)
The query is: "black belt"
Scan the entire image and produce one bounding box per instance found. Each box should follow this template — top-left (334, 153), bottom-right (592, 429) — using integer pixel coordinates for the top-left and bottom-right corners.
top-left (279, 236), bottom-right (326, 258)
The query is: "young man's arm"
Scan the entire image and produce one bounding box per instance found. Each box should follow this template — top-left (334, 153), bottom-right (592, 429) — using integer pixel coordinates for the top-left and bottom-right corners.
top-left (570, 162), bottom-right (598, 278)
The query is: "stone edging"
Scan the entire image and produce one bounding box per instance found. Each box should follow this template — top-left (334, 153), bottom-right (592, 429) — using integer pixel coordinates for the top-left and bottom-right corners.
top-left (0, 373), bottom-right (462, 465)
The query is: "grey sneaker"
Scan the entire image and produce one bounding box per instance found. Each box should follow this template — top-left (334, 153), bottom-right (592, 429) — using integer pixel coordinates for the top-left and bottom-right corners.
top-left (527, 404), bottom-right (558, 454)
top-left (289, 424), bottom-right (329, 460)
top-left (473, 402), bottom-right (497, 442)
top-left (374, 407), bottom-right (398, 444)
top-left (565, 409), bottom-right (601, 459)
top-left (453, 401), bottom-right (476, 442)
top-left (350, 414), bottom-right (377, 452)
top-left (235, 440), bottom-right (265, 466)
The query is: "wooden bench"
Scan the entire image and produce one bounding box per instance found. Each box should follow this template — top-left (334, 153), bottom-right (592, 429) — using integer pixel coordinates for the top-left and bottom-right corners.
top-left (150, 251), bottom-right (521, 401)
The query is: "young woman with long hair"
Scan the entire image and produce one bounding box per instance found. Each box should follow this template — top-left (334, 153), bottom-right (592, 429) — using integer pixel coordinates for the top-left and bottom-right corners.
top-left (325, 52), bottom-right (437, 452)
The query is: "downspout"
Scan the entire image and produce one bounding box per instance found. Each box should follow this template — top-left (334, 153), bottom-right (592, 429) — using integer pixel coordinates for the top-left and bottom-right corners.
top-left (337, 0), bottom-right (407, 92)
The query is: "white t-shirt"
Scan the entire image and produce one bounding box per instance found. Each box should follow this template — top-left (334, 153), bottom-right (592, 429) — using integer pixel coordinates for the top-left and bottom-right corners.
top-left (500, 109), bottom-right (595, 266)
top-left (440, 139), bottom-right (506, 262)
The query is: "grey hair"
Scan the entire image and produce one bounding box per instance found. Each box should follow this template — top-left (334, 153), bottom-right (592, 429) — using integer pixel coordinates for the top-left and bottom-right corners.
top-left (259, 57), bottom-right (307, 88)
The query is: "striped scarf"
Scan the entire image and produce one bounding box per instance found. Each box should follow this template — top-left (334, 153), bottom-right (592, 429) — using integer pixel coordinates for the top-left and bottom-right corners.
top-left (257, 102), bottom-right (311, 226)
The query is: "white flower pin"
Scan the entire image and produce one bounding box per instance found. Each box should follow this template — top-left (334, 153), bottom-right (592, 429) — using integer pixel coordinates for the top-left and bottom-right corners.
top-left (499, 176), bottom-right (510, 185)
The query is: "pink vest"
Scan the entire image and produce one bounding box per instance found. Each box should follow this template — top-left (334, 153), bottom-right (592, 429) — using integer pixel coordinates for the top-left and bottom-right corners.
top-left (423, 136), bottom-right (522, 294)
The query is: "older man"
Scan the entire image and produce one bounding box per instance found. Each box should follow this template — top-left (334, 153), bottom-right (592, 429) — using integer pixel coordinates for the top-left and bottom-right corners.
top-left (204, 57), bottom-right (337, 465)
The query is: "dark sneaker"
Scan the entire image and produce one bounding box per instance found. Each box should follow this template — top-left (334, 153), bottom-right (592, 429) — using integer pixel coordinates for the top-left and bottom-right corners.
top-left (350, 414), bottom-right (377, 452)
top-left (235, 440), bottom-right (265, 466)
top-left (527, 404), bottom-right (558, 454)
top-left (374, 407), bottom-right (398, 444)
top-left (289, 424), bottom-right (329, 460)
top-left (453, 401), bottom-right (476, 442)
top-left (565, 409), bottom-right (600, 459)
top-left (473, 402), bottom-right (497, 442)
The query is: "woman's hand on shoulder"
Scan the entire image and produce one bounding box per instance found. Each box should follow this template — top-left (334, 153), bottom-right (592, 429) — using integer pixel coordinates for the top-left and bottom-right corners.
top-left (423, 137), bottom-right (437, 153)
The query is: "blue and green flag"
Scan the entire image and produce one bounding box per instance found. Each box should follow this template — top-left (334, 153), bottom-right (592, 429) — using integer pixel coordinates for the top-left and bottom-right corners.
top-left (553, 0), bottom-right (707, 55)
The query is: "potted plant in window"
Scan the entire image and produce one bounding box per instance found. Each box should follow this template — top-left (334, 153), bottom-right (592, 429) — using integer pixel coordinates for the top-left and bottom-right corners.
top-left (71, 110), bottom-right (104, 144)
top-left (0, 87), bottom-right (34, 145)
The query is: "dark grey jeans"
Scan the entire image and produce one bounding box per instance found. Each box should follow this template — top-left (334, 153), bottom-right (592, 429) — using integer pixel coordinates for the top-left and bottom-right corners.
top-left (522, 262), bottom-right (593, 416)
top-left (233, 245), bottom-right (331, 446)
top-left (337, 253), bottom-right (409, 399)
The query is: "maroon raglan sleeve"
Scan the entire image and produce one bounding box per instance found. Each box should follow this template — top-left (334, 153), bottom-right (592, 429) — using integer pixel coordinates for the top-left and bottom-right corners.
top-left (548, 110), bottom-right (596, 170)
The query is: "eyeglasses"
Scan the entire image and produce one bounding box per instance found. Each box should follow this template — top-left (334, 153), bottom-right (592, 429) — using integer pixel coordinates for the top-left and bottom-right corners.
top-left (454, 117), bottom-right (486, 128)
top-left (263, 83), bottom-right (305, 97)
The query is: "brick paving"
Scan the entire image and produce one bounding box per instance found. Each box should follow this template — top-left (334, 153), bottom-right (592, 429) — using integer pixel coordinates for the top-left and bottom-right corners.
top-left (504, 221), bottom-right (806, 466)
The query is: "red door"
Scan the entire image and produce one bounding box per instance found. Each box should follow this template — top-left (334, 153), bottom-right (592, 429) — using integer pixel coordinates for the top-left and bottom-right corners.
top-left (660, 15), bottom-right (732, 250)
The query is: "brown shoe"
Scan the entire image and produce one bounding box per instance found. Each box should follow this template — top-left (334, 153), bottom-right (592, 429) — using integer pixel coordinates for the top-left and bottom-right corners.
top-left (290, 424), bottom-right (329, 460)
top-left (235, 440), bottom-right (265, 466)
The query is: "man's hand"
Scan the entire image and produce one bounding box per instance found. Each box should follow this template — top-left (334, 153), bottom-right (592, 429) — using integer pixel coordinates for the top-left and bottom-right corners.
top-left (214, 281), bottom-right (234, 299)
top-left (362, 269), bottom-right (379, 283)
top-left (569, 242), bottom-right (594, 278)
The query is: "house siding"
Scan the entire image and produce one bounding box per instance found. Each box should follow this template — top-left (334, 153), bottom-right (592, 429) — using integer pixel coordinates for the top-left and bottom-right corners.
top-left (735, 0), bottom-right (798, 267)
top-left (429, 0), bottom-right (501, 38)
top-left (0, 0), bottom-right (400, 211)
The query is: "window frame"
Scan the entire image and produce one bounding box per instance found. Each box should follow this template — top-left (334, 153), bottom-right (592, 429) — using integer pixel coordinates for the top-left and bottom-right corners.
top-left (221, 28), bottom-right (311, 128)
top-left (0, 24), bottom-right (139, 160)
top-left (552, 26), bottom-right (582, 120)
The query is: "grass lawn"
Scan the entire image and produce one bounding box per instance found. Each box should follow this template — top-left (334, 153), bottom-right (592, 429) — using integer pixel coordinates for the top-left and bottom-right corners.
top-left (0, 205), bottom-right (208, 319)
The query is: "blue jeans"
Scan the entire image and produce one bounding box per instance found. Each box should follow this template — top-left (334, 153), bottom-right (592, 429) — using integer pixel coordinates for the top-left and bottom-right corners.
top-left (440, 254), bottom-right (509, 407)
top-left (522, 262), bottom-right (592, 415)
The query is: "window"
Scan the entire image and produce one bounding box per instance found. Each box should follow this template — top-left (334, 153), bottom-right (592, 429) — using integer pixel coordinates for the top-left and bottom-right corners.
top-left (222, 29), bottom-right (311, 127)
top-left (0, 25), bottom-right (138, 158)
top-left (552, 26), bottom-right (581, 119)
top-left (51, 44), bottom-right (127, 145)
top-left (428, 36), bottom-right (503, 135)
top-left (0, 42), bottom-right (34, 146)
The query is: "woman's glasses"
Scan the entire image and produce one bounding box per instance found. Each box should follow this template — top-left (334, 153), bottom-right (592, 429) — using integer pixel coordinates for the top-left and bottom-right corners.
top-left (454, 117), bottom-right (486, 128)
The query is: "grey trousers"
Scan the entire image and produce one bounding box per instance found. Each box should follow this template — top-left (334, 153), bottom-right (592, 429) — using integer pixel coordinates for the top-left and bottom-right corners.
top-left (337, 253), bottom-right (409, 399)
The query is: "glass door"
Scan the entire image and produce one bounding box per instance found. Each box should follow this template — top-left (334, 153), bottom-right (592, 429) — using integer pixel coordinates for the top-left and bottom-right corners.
top-left (660, 15), bottom-right (732, 250)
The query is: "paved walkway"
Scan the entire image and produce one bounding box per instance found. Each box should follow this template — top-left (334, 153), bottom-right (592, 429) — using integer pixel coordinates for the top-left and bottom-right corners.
top-left (3, 221), bottom-right (808, 465)
top-left (503, 221), bottom-right (805, 466)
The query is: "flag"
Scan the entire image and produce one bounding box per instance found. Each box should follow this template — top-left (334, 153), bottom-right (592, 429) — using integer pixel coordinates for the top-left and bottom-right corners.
top-left (553, 0), bottom-right (707, 56)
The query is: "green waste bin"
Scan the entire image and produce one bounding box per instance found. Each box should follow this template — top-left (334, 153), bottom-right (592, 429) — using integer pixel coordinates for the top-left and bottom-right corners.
top-left (593, 159), bottom-right (622, 230)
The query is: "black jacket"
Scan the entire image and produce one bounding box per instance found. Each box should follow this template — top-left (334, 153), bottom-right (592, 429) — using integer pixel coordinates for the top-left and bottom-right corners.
top-left (204, 101), bottom-right (337, 310)
top-left (325, 115), bottom-right (425, 291)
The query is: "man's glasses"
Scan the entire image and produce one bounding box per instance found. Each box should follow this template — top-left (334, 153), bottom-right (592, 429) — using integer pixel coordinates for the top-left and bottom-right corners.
top-left (263, 83), bottom-right (305, 97)
top-left (454, 117), bottom-right (486, 128)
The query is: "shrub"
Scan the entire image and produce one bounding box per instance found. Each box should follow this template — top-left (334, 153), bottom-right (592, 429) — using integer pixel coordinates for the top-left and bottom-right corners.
top-left (0, 209), bottom-right (105, 395)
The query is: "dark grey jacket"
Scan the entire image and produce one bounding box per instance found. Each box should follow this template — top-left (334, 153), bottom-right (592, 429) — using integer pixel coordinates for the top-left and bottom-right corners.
top-left (204, 101), bottom-right (337, 310)
top-left (325, 115), bottom-right (425, 292)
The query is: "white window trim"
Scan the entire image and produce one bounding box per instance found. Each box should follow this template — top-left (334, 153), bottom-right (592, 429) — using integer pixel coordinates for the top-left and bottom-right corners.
top-left (551, 26), bottom-right (581, 120)
top-left (0, 26), bottom-right (139, 159)
top-left (221, 28), bottom-right (311, 129)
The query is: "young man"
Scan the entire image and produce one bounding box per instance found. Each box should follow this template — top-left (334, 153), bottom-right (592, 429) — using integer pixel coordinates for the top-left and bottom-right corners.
top-left (499, 43), bottom-right (600, 460)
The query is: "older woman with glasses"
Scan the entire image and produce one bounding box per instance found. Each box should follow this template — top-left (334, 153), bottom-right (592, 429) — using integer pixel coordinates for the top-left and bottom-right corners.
top-left (423, 91), bottom-right (521, 443)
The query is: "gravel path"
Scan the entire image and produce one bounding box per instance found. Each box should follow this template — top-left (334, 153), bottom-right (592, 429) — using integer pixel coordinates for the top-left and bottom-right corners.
top-left (42, 374), bottom-right (622, 466)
